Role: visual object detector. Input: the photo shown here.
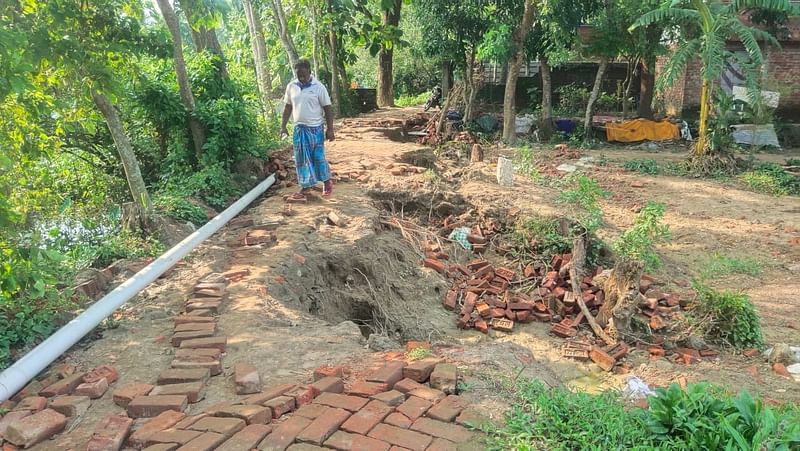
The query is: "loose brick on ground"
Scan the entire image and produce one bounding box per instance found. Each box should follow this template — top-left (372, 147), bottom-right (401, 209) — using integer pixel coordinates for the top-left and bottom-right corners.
top-left (407, 387), bottom-right (445, 404)
top-left (313, 392), bottom-right (369, 412)
top-left (429, 365), bottom-right (458, 395)
top-left (216, 404), bottom-right (272, 425)
top-left (185, 299), bottom-right (223, 313)
top-left (313, 366), bottom-right (346, 381)
top-left (257, 415), bottom-right (312, 451)
top-left (311, 377), bottom-right (344, 394)
top-left (174, 322), bottom-right (217, 333)
top-left (144, 430), bottom-right (203, 447)
top-left (264, 396), bottom-right (296, 419)
top-left (410, 418), bottom-right (472, 444)
top-left (294, 404), bottom-right (331, 420)
top-left (86, 414), bottom-right (133, 451)
top-left (150, 381), bottom-right (206, 403)
top-left (396, 396), bottom-right (432, 421)
top-left (243, 384), bottom-right (296, 405)
top-left (174, 315), bottom-right (215, 325)
top-left (426, 395), bottom-right (467, 422)
top-left (157, 368), bottom-right (210, 385)
top-left (128, 410), bottom-right (187, 448)
top-left (75, 378), bottom-right (109, 399)
top-left (179, 336), bottom-right (227, 351)
top-left (170, 358), bottom-right (222, 377)
top-left (13, 396), bottom-right (47, 412)
top-left (188, 416), bottom-right (246, 438)
top-left (348, 381), bottom-right (389, 397)
top-left (83, 365), bottom-right (119, 385)
top-left (174, 414), bottom-right (209, 429)
top-left (127, 395), bottom-right (188, 418)
top-left (217, 424), bottom-right (273, 451)
top-left (49, 395), bottom-right (91, 418)
top-left (176, 431), bottom-right (227, 451)
top-left (2, 408), bottom-right (66, 448)
top-left (234, 363), bottom-right (261, 395)
top-left (384, 412), bottom-right (413, 429)
top-left (143, 445), bottom-right (179, 451)
top-left (324, 430), bottom-right (391, 451)
top-left (174, 348), bottom-right (221, 359)
top-left (370, 390), bottom-right (406, 407)
top-left (340, 400), bottom-right (393, 435)
top-left (402, 359), bottom-right (441, 383)
top-left (0, 411), bottom-right (31, 437)
top-left (368, 423), bottom-right (432, 451)
top-left (393, 379), bottom-right (426, 394)
top-left (296, 407), bottom-right (351, 445)
top-left (285, 385), bottom-right (316, 406)
top-left (366, 362), bottom-right (406, 389)
top-left (39, 372), bottom-right (86, 397)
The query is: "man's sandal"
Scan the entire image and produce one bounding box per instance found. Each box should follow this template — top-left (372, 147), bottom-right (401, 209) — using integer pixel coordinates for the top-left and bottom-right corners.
top-left (285, 191), bottom-right (308, 203)
top-left (322, 180), bottom-right (334, 197)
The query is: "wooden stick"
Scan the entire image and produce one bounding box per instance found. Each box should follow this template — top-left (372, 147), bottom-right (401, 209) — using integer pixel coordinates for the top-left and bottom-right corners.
top-left (570, 235), bottom-right (616, 346)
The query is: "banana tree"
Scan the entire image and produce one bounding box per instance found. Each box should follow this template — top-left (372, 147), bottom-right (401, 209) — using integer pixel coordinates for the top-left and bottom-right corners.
top-left (632, 0), bottom-right (794, 156)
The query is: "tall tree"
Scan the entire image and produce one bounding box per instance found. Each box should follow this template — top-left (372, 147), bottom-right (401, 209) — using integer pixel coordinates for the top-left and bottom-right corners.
top-left (502, 0), bottom-right (536, 144)
top-left (243, 0), bottom-right (273, 122)
top-left (155, 0), bottom-right (207, 161)
top-left (377, 0), bottom-right (403, 107)
top-left (327, 0), bottom-right (341, 116)
top-left (182, 0), bottom-right (229, 78)
top-left (270, 0), bottom-right (300, 69)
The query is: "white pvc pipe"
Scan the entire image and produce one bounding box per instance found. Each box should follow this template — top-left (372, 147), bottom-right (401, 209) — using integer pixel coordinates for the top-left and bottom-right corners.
top-left (0, 174), bottom-right (276, 401)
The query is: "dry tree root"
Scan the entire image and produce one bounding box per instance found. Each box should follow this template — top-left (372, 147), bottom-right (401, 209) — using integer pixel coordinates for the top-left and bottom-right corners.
top-left (569, 235), bottom-right (616, 345)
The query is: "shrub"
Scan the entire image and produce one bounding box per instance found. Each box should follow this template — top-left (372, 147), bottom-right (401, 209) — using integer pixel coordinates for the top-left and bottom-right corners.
top-left (702, 253), bottom-right (763, 278)
top-left (739, 162), bottom-right (800, 196)
top-left (623, 159), bottom-right (660, 175)
top-left (396, 92), bottom-right (429, 107)
top-left (695, 283), bottom-right (764, 349)
top-left (613, 202), bottom-right (670, 271)
top-left (154, 193), bottom-right (208, 225)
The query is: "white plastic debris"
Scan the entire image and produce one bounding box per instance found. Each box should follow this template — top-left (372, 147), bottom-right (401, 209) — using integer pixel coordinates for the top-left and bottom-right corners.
top-left (622, 376), bottom-right (655, 400)
top-left (515, 114), bottom-right (536, 134)
top-left (496, 156), bottom-right (514, 186)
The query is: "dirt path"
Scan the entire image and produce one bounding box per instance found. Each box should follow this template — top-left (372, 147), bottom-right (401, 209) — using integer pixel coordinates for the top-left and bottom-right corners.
top-left (8, 107), bottom-right (798, 449)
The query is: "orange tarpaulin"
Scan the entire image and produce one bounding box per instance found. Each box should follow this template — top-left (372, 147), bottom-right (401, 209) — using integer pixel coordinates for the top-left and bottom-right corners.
top-left (605, 118), bottom-right (680, 142)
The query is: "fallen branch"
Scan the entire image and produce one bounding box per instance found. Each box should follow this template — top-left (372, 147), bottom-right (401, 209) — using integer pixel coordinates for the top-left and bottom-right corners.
top-left (569, 235), bottom-right (616, 346)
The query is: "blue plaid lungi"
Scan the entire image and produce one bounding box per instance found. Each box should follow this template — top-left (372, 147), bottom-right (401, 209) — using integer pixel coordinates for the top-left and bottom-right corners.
top-left (293, 124), bottom-right (331, 189)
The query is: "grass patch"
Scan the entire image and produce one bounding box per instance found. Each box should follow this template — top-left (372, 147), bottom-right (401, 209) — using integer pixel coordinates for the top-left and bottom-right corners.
top-left (395, 92), bottom-right (429, 107)
top-left (701, 253), bottom-right (763, 278)
top-left (623, 159), bottom-right (660, 175)
top-left (738, 162), bottom-right (800, 196)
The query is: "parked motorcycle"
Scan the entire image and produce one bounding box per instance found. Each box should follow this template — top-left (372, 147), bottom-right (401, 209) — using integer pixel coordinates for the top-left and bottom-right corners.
top-left (423, 85), bottom-right (443, 111)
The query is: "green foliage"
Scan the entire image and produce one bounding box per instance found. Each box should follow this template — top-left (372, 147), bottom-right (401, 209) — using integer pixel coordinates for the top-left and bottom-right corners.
top-left (513, 217), bottom-right (573, 262)
top-left (695, 283), bottom-right (764, 349)
top-left (405, 347), bottom-right (434, 361)
top-left (623, 159), bottom-right (660, 175)
top-left (555, 83), bottom-right (591, 116)
top-left (613, 202), bottom-right (670, 271)
top-left (557, 173), bottom-right (609, 234)
top-left (80, 229), bottom-right (163, 269)
top-left (702, 253), bottom-right (764, 278)
top-left (395, 92), bottom-right (429, 107)
top-left (153, 193), bottom-right (207, 225)
top-left (739, 163), bottom-right (800, 196)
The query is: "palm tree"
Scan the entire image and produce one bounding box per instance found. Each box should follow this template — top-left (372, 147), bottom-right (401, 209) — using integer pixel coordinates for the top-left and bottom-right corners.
top-left (632, 0), bottom-right (794, 157)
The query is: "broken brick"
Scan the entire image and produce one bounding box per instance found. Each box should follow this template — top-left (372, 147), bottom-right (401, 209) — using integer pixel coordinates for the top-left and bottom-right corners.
top-left (743, 348), bottom-right (760, 358)
top-left (492, 318), bottom-right (514, 333)
top-left (590, 347), bottom-right (616, 372)
top-left (550, 322), bottom-right (577, 338)
top-left (113, 383), bottom-right (154, 408)
top-left (264, 395), bottom-right (297, 418)
top-left (422, 259), bottom-right (446, 274)
top-left (74, 377), bottom-right (109, 399)
top-left (3, 409), bottom-right (66, 448)
top-left (87, 414), bottom-right (133, 451)
top-left (773, 363), bottom-right (792, 379)
top-left (83, 365), bottom-right (119, 385)
top-left (128, 410), bottom-right (187, 448)
top-left (13, 396), bottom-right (47, 412)
top-left (366, 362), bottom-right (406, 390)
top-left (256, 415), bottom-right (311, 451)
top-left (429, 365), bottom-right (457, 395)
top-left (216, 404), bottom-right (272, 425)
top-left (394, 378), bottom-right (426, 394)
top-left (39, 372), bottom-right (86, 397)
top-left (286, 385), bottom-right (317, 406)
top-left (426, 395), bottom-right (468, 422)
top-left (311, 377), bottom-right (344, 394)
top-left (403, 358), bottom-right (441, 383)
top-left (234, 363), bottom-right (261, 395)
top-left (474, 319), bottom-right (489, 334)
top-left (243, 383), bottom-right (297, 405)
top-left (49, 395), bottom-right (91, 418)
top-left (150, 381), bottom-right (206, 403)
top-left (443, 290), bottom-right (457, 311)
top-left (648, 346), bottom-right (666, 358)
top-left (396, 396), bottom-right (432, 421)
top-left (649, 315), bottom-right (666, 331)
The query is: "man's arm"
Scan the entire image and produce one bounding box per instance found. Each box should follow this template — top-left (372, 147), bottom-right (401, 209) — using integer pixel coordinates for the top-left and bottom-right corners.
top-left (280, 104), bottom-right (292, 137)
top-left (323, 105), bottom-right (335, 141)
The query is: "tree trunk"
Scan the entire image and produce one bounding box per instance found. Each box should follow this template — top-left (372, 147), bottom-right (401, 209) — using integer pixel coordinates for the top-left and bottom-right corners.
top-left (327, 0), bottom-right (341, 116)
top-left (311, 2), bottom-right (322, 78)
top-left (243, 0), bottom-right (273, 123)
top-left (155, 0), bottom-right (206, 161)
top-left (442, 60), bottom-right (453, 97)
top-left (91, 89), bottom-right (153, 219)
top-left (502, 0), bottom-right (536, 144)
top-left (696, 78), bottom-right (710, 155)
top-left (270, 0), bottom-right (300, 69)
top-left (463, 49), bottom-right (478, 121)
top-left (583, 57), bottom-right (609, 143)
top-left (377, 0), bottom-right (402, 107)
top-left (539, 57), bottom-right (554, 140)
top-left (181, 0), bottom-right (228, 78)
top-left (597, 257), bottom-right (647, 342)
top-left (622, 58), bottom-right (637, 118)
top-left (637, 61), bottom-right (655, 119)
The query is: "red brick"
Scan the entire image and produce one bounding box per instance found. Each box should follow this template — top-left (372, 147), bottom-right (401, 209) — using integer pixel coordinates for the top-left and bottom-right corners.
top-left (426, 395), bottom-right (468, 422)
top-left (157, 368), bottom-right (210, 385)
top-left (39, 372), bottom-right (86, 397)
top-left (422, 258), bottom-right (446, 274)
top-left (402, 359), bottom-right (441, 383)
top-left (313, 392), bottom-right (369, 412)
top-left (311, 377), bottom-right (344, 394)
top-left (407, 387), bottom-right (446, 404)
top-left (410, 418), bottom-right (472, 443)
top-left (674, 348), bottom-right (701, 364)
top-left (396, 396), bottom-right (432, 421)
top-left (174, 322), bottom-right (216, 333)
top-left (234, 363), bottom-right (261, 395)
top-left (0, 411), bottom-right (31, 439)
top-left (3, 409), bottom-right (66, 448)
top-left (743, 348), bottom-right (760, 358)
top-left (394, 379), bottom-right (426, 394)
top-left (648, 346), bottom-right (666, 357)
top-left (384, 413), bottom-right (413, 429)
top-left (171, 358), bottom-right (222, 377)
top-left (426, 438), bottom-right (457, 451)
top-left (144, 430), bottom-right (203, 447)
top-left (388, 447), bottom-right (412, 451)
top-left (12, 396), bottom-right (47, 412)
top-left (348, 381), bottom-right (389, 397)
top-left (294, 404), bottom-right (331, 420)
top-left (223, 268), bottom-right (251, 280)
top-left (370, 390), bottom-right (406, 407)
top-left (429, 364), bottom-right (457, 395)
top-left (590, 347), bottom-right (616, 371)
top-left (296, 407), bottom-right (351, 445)
top-left (244, 384), bottom-right (297, 405)
top-left (264, 395), bottom-right (296, 418)
top-left (127, 395), bottom-right (188, 418)
top-left (174, 414), bottom-right (208, 429)
top-left (184, 298), bottom-right (222, 313)
top-left (368, 424), bottom-right (432, 451)
top-left (175, 431), bottom-right (226, 451)
top-left (650, 315), bottom-right (666, 331)
top-left (313, 366), bottom-right (347, 381)
top-left (216, 404), bottom-right (272, 425)
top-left (174, 315), bottom-right (215, 325)
top-left (174, 347), bottom-right (221, 359)
top-left (83, 365), bottom-right (119, 385)
top-left (189, 416), bottom-right (246, 438)
top-left (257, 415), bottom-right (311, 450)
top-left (142, 445), bottom-right (179, 451)
top-left (74, 378), bottom-right (109, 399)
top-left (340, 400), bottom-right (392, 435)
top-left (324, 430), bottom-right (391, 451)
top-left (179, 336), bottom-right (227, 351)
top-left (217, 424), bottom-right (272, 451)
top-left (773, 363), bottom-right (792, 378)
top-left (49, 395), bottom-right (91, 417)
top-left (87, 414), bottom-right (133, 451)
top-left (285, 385), bottom-right (316, 406)
top-left (128, 410), bottom-right (187, 448)
top-left (11, 380), bottom-right (42, 402)
top-left (150, 381), bottom-right (206, 403)
top-left (366, 362), bottom-right (406, 389)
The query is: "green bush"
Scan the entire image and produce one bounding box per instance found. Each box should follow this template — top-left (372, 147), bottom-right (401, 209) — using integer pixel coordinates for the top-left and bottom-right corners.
top-left (739, 162), bottom-right (800, 196)
top-left (623, 159), bottom-right (660, 175)
top-left (395, 92), bottom-right (429, 107)
top-left (695, 283), bottom-right (764, 349)
top-left (555, 83), bottom-right (591, 116)
top-left (613, 202), bottom-right (670, 271)
top-left (154, 193), bottom-right (208, 225)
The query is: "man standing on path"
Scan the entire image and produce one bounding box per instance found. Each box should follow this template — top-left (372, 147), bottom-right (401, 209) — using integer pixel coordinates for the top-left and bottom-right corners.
top-left (281, 59), bottom-right (335, 201)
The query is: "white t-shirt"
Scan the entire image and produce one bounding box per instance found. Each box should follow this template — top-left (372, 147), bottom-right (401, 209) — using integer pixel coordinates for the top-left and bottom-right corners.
top-left (283, 78), bottom-right (332, 127)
